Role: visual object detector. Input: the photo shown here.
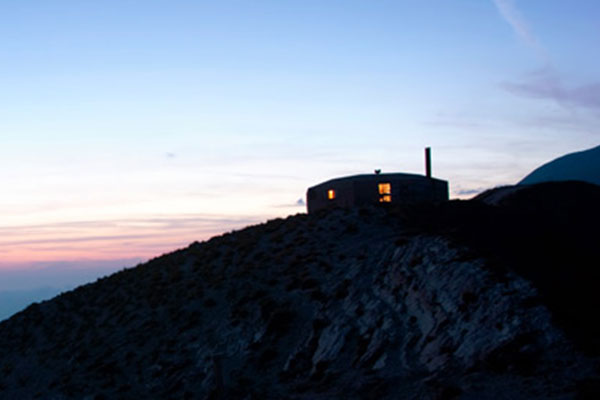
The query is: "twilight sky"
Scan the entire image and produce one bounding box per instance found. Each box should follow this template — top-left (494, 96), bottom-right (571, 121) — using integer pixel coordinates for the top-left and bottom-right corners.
top-left (1, 1), bottom-right (599, 280)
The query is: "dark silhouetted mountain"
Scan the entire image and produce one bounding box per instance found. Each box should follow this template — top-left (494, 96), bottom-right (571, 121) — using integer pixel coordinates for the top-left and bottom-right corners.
top-left (0, 287), bottom-right (62, 322)
top-left (1, 182), bottom-right (599, 399)
top-left (519, 145), bottom-right (600, 186)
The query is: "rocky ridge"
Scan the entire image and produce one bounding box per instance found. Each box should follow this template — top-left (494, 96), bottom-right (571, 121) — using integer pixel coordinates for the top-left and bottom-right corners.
top-left (0, 182), bottom-right (599, 399)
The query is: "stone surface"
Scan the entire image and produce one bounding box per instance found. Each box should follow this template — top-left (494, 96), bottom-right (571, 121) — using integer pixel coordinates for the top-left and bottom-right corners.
top-left (1, 183), bottom-right (599, 399)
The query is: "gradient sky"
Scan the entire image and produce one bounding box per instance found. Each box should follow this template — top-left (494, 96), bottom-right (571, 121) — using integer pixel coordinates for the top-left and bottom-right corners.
top-left (1, 1), bottom-right (599, 280)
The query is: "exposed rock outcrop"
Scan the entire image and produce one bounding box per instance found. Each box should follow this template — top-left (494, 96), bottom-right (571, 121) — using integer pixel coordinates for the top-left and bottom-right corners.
top-left (0, 183), bottom-right (599, 399)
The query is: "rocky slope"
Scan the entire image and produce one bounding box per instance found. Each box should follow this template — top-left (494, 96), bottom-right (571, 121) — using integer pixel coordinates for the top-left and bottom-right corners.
top-left (0, 182), bottom-right (599, 399)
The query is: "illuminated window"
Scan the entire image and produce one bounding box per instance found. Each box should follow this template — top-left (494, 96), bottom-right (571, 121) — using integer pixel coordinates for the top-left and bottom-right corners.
top-left (327, 189), bottom-right (336, 200)
top-left (378, 183), bottom-right (391, 195)
top-left (378, 183), bottom-right (391, 202)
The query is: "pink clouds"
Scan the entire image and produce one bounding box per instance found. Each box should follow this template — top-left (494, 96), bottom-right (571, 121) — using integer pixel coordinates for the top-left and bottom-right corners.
top-left (0, 214), bottom-right (262, 267)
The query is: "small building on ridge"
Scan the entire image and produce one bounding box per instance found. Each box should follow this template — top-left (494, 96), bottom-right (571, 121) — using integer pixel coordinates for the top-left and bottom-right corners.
top-left (306, 148), bottom-right (448, 214)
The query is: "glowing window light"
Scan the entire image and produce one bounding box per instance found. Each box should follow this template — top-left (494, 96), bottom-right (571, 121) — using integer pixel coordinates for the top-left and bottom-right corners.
top-left (378, 183), bottom-right (391, 195)
top-left (379, 195), bottom-right (392, 203)
top-left (327, 189), bottom-right (336, 200)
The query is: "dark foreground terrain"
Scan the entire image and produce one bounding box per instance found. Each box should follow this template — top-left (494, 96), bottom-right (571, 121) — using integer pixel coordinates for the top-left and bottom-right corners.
top-left (1, 181), bottom-right (599, 399)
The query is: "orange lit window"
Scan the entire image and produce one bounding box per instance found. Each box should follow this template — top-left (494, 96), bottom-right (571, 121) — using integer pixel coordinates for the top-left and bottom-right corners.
top-left (378, 183), bottom-right (391, 195)
top-left (378, 183), bottom-right (391, 202)
top-left (327, 189), bottom-right (336, 200)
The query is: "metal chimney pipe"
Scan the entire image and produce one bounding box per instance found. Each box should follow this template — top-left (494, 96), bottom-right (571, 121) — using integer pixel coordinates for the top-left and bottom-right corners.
top-left (425, 147), bottom-right (432, 178)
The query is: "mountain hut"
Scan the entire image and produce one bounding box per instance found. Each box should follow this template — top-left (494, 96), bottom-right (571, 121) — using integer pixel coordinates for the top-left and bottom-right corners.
top-left (306, 148), bottom-right (448, 214)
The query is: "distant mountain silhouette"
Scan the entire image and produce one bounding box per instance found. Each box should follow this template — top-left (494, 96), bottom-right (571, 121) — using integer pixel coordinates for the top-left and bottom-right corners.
top-left (1, 182), bottom-right (599, 399)
top-left (519, 145), bottom-right (600, 186)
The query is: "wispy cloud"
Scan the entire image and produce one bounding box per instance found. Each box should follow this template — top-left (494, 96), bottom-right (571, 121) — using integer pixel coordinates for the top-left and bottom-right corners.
top-left (0, 214), bottom-right (263, 265)
top-left (424, 111), bottom-right (489, 130)
top-left (493, 1), bottom-right (600, 119)
top-left (455, 188), bottom-right (484, 196)
top-left (502, 68), bottom-right (600, 113)
top-left (273, 198), bottom-right (306, 209)
top-left (492, 0), bottom-right (546, 60)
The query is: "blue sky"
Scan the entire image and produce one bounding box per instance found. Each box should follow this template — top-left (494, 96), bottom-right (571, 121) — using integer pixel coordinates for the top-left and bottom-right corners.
top-left (0, 1), bottom-right (599, 298)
